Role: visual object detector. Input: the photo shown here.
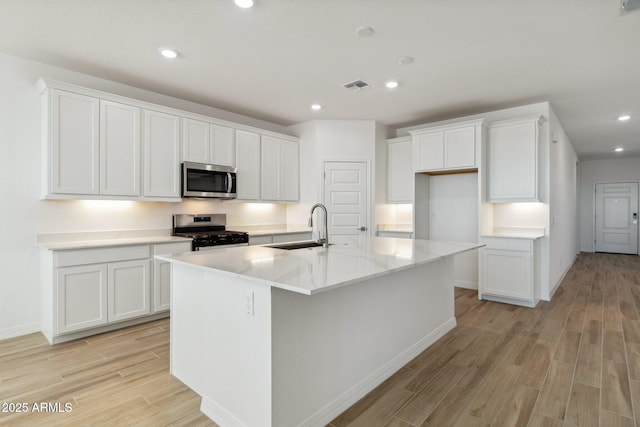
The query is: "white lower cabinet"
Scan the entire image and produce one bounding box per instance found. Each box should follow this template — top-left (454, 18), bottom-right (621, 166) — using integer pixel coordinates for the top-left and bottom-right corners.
top-left (43, 240), bottom-right (190, 344)
top-left (479, 237), bottom-right (540, 307)
top-left (152, 241), bottom-right (192, 313)
top-left (56, 264), bottom-right (108, 334)
top-left (107, 259), bottom-right (150, 322)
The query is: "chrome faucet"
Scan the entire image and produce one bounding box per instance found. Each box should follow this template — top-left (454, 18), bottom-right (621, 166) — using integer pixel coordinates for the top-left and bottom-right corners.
top-left (309, 203), bottom-right (329, 248)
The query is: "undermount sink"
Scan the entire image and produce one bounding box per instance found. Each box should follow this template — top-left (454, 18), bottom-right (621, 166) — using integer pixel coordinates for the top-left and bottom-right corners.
top-left (267, 241), bottom-right (327, 250)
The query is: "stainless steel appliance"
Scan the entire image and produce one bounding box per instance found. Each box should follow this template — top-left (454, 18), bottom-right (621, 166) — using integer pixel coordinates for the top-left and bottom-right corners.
top-left (181, 162), bottom-right (237, 199)
top-left (172, 213), bottom-right (248, 251)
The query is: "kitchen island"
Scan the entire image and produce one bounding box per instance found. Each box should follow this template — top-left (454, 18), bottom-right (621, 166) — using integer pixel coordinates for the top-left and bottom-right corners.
top-left (157, 237), bottom-right (482, 427)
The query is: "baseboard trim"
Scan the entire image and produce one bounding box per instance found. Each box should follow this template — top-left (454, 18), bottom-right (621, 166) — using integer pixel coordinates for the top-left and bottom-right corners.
top-left (454, 280), bottom-right (478, 290)
top-left (0, 322), bottom-right (40, 341)
top-left (201, 397), bottom-right (247, 427)
top-left (299, 316), bottom-right (457, 427)
top-left (546, 254), bottom-right (578, 301)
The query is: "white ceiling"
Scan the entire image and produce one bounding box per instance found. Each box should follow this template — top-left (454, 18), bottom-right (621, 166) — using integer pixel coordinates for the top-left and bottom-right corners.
top-left (1, 0), bottom-right (639, 160)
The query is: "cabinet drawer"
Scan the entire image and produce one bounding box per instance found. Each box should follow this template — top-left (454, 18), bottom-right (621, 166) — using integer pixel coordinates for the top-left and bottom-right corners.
top-left (480, 238), bottom-right (532, 252)
top-left (55, 245), bottom-right (151, 267)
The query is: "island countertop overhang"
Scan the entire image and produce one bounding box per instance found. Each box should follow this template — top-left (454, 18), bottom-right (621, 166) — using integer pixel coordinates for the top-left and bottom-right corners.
top-left (156, 237), bottom-right (483, 295)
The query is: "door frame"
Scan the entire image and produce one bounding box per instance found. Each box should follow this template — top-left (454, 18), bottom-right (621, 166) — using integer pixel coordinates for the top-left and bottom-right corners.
top-left (592, 180), bottom-right (640, 255)
top-left (321, 159), bottom-right (372, 237)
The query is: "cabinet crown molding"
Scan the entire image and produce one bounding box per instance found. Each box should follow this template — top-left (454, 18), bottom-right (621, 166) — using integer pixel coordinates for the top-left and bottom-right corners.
top-left (408, 118), bottom-right (487, 136)
top-left (488, 115), bottom-right (545, 128)
top-left (36, 78), bottom-right (298, 142)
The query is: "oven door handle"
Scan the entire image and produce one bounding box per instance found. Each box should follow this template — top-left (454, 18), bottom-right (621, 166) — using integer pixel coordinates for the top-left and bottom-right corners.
top-left (226, 173), bottom-right (232, 193)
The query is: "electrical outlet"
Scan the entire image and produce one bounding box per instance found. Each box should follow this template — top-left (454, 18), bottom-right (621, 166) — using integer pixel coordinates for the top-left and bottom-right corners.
top-left (246, 292), bottom-right (254, 316)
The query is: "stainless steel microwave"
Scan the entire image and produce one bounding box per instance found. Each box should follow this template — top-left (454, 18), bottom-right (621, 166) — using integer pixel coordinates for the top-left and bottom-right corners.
top-left (181, 162), bottom-right (237, 199)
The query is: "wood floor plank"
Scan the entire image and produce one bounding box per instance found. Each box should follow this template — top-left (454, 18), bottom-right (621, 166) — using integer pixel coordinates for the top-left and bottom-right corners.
top-left (601, 359), bottom-right (634, 417)
top-left (526, 412), bottom-right (564, 427)
top-left (533, 360), bottom-right (574, 420)
top-left (564, 382), bottom-right (599, 427)
top-left (466, 362), bottom-right (521, 422)
top-left (517, 343), bottom-right (553, 389)
top-left (395, 363), bottom-right (468, 426)
top-left (599, 410), bottom-right (634, 427)
top-left (348, 387), bottom-right (415, 427)
top-left (492, 383), bottom-right (538, 427)
top-left (419, 385), bottom-right (476, 427)
top-left (330, 367), bottom-right (415, 426)
top-left (574, 339), bottom-right (602, 388)
top-left (552, 330), bottom-right (581, 364)
top-left (603, 329), bottom-right (627, 363)
top-left (455, 414), bottom-right (491, 427)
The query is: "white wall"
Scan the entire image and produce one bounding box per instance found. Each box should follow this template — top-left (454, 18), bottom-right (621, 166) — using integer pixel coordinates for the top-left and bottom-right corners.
top-left (428, 173), bottom-right (479, 288)
top-left (0, 53), bottom-right (290, 339)
top-left (578, 156), bottom-right (640, 252)
top-left (286, 120), bottom-right (386, 234)
top-left (548, 106), bottom-right (579, 294)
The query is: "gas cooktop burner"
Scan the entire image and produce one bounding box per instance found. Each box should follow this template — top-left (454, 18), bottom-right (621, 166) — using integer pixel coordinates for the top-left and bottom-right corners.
top-left (173, 213), bottom-right (248, 250)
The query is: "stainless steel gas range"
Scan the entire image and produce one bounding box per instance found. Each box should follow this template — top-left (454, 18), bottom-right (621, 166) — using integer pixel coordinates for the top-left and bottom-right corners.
top-left (172, 214), bottom-right (249, 251)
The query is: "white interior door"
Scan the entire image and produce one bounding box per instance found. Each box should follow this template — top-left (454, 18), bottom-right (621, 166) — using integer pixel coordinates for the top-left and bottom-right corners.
top-left (595, 182), bottom-right (638, 254)
top-left (323, 161), bottom-right (368, 244)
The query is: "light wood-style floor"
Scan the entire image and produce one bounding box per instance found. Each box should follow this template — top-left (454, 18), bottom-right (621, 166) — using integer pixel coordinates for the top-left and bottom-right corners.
top-left (1, 252), bottom-right (639, 426)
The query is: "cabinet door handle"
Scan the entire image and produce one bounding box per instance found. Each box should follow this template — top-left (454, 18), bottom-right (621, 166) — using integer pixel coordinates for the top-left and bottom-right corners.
top-left (357, 226), bottom-right (367, 231)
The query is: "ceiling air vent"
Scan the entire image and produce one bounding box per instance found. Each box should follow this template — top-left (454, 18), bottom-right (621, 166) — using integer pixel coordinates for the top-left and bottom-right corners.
top-left (343, 80), bottom-right (371, 91)
top-left (621, 0), bottom-right (640, 14)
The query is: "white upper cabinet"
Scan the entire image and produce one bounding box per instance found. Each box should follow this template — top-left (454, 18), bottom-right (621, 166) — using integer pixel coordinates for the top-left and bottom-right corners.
top-left (48, 89), bottom-right (100, 195)
top-left (182, 118), bottom-right (235, 167)
top-left (387, 136), bottom-right (414, 203)
top-left (39, 79), bottom-right (298, 203)
top-left (235, 130), bottom-right (261, 200)
top-left (280, 139), bottom-right (299, 202)
top-left (210, 124), bottom-right (236, 167)
top-left (410, 120), bottom-right (483, 173)
top-left (99, 100), bottom-right (141, 196)
top-left (488, 115), bottom-right (542, 202)
top-left (445, 126), bottom-right (476, 169)
top-left (144, 110), bottom-right (181, 198)
top-left (260, 136), bottom-right (299, 202)
top-left (413, 132), bottom-right (444, 171)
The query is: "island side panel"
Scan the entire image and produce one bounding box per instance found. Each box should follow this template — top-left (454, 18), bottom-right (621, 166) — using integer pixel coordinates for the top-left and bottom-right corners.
top-left (271, 256), bottom-right (456, 427)
top-left (170, 263), bottom-right (273, 427)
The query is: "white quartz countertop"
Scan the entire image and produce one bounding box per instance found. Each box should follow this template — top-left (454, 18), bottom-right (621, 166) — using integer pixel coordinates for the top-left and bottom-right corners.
top-left (37, 230), bottom-right (191, 250)
top-left (156, 237), bottom-right (483, 295)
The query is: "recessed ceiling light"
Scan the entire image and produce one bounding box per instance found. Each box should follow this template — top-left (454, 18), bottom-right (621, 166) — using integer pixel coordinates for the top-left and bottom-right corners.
top-left (618, 115), bottom-right (631, 121)
top-left (234, 0), bottom-right (254, 8)
top-left (398, 56), bottom-right (414, 65)
top-left (385, 80), bottom-right (399, 89)
top-left (311, 104), bottom-right (322, 111)
top-left (159, 48), bottom-right (178, 59)
top-left (614, 147), bottom-right (624, 152)
top-left (355, 26), bottom-right (374, 37)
